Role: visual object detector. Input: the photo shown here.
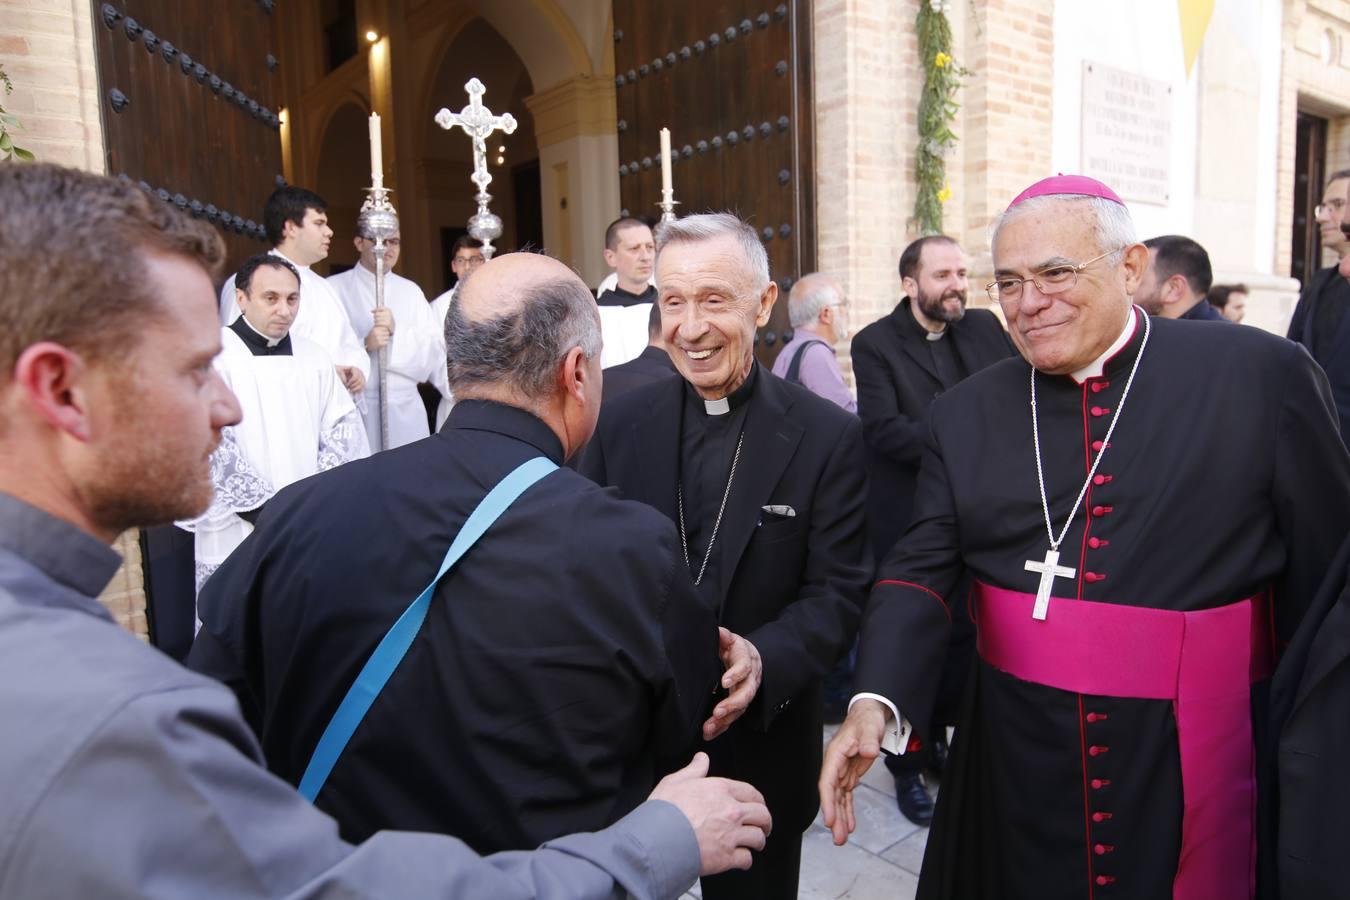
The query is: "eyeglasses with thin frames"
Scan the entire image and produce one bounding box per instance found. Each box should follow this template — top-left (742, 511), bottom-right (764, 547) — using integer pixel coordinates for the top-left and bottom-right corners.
top-left (1315, 198), bottom-right (1347, 219)
top-left (985, 247), bottom-right (1125, 305)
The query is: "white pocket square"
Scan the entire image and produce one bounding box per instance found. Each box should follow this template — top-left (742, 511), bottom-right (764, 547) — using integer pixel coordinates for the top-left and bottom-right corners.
top-left (761, 505), bottom-right (796, 518)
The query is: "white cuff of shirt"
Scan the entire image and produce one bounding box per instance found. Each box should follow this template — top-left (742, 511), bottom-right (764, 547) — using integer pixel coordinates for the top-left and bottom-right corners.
top-left (848, 693), bottom-right (912, 756)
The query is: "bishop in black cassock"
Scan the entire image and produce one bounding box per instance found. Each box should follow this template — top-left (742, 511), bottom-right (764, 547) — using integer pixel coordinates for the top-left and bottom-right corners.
top-left (822, 176), bottom-right (1350, 900)
top-left (583, 214), bottom-right (871, 900)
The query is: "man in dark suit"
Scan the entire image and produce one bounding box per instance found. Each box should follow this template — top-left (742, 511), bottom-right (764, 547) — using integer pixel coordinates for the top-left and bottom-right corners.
top-left (602, 301), bottom-right (675, 403)
top-left (581, 213), bottom-right (871, 900)
top-left (1288, 169), bottom-right (1350, 444)
top-left (188, 252), bottom-right (770, 859)
top-left (1136, 234), bottom-right (1225, 321)
top-left (849, 235), bottom-right (1016, 824)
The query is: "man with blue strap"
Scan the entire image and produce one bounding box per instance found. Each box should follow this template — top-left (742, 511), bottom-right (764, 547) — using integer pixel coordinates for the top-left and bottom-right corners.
top-left (0, 164), bottom-right (770, 899)
top-left (190, 251), bottom-right (768, 860)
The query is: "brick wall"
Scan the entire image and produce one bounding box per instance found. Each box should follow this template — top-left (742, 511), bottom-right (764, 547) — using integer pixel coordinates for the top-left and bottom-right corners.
top-left (3, 1), bottom-right (147, 637)
top-left (0, 0), bottom-right (104, 172)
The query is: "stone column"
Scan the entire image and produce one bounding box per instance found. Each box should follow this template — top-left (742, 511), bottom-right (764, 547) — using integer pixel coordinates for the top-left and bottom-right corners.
top-left (525, 74), bottom-right (619, 287)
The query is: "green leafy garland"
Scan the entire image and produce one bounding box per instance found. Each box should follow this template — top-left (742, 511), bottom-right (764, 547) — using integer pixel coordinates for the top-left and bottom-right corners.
top-left (0, 65), bottom-right (35, 162)
top-left (914, 1), bottom-right (965, 234)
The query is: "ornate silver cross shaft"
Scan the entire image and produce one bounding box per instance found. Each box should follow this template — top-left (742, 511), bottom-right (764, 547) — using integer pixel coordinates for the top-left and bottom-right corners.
top-left (1025, 547), bottom-right (1076, 621)
top-left (433, 77), bottom-right (517, 259)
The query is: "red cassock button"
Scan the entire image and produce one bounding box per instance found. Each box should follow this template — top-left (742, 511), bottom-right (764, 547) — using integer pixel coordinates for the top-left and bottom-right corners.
top-left (1092, 505), bottom-right (1113, 517)
top-left (1091, 778), bottom-right (1112, 789)
top-left (1085, 572), bottom-right (1106, 583)
top-left (1089, 745), bottom-right (1109, 756)
top-left (1091, 440), bottom-right (1110, 452)
top-left (1088, 537), bottom-right (1111, 549)
top-left (1092, 811), bottom-right (1114, 822)
top-left (1093, 474), bottom-right (1113, 485)
top-left (1091, 381), bottom-right (1111, 393)
top-left (1091, 406), bottom-right (1112, 417)
top-left (1096, 875), bottom-right (1116, 886)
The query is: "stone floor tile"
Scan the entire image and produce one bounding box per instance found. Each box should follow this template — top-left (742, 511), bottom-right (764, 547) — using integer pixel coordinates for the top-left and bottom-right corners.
top-left (879, 827), bottom-right (930, 877)
top-left (798, 825), bottom-right (920, 899)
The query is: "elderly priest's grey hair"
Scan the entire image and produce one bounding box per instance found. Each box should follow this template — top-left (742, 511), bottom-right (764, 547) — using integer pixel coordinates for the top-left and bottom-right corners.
top-left (991, 194), bottom-right (1138, 265)
top-left (443, 272), bottom-right (601, 400)
top-left (655, 212), bottom-right (771, 291)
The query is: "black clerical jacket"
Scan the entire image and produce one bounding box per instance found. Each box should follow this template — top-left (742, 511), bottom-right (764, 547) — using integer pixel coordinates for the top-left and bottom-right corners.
top-left (854, 312), bottom-right (1350, 899)
top-left (602, 345), bottom-right (677, 404)
top-left (1288, 264), bottom-right (1350, 442)
top-left (850, 298), bottom-right (1016, 559)
top-left (580, 370), bottom-right (872, 835)
top-left (188, 401), bottom-right (719, 853)
top-left (1271, 533), bottom-right (1350, 900)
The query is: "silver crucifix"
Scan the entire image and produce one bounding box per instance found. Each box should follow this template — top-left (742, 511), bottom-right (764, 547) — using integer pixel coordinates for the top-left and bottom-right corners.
top-left (1025, 547), bottom-right (1075, 621)
top-left (433, 77), bottom-right (517, 259)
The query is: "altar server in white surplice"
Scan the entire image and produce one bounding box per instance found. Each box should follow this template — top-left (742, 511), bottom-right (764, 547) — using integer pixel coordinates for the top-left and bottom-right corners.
top-left (329, 227), bottom-right (450, 450)
top-left (218, 186), bottom-right (369, 398)
top-left (428, 235), bottom-right (486, 428)
top-left (183, 254), bottom-right (369, 599)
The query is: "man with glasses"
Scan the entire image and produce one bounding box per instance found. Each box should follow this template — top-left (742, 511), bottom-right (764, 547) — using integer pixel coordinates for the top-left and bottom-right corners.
top-left (429, 235), bottom-right (486, 426)
top-left (848, 236), bottom-right (1014, 825)
top-left (822, 174), bottom-right (1350, 899)
top-left (329, 227), bottom-right (451, 449)
top-left (770, 272), bottom-right (856, 412)
top-left (1289, 169), bottom-right (1350, 442)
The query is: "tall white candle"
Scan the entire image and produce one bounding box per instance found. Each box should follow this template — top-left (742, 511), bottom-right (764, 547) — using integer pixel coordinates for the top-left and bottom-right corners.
top-left (369, 113), bottom-right (383, 187)
top-left (660, 127), bottom-right (672, 197)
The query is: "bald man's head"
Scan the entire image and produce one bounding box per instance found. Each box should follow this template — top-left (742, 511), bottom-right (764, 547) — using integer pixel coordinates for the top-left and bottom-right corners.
top-left (787, 271), bottom-right (849, 342)
top-left (444, 252), bottom-right (602, 402)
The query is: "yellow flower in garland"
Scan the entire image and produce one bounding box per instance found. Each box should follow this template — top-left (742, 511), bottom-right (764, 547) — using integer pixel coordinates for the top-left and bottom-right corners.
top-left (937, 183), bottom-right (953, 204)
top-left (934, 51), bottom-right (953, 69)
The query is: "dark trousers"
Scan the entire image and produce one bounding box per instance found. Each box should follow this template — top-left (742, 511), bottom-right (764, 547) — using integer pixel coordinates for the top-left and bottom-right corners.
top-left (699, 822), bottom-right (803, 900)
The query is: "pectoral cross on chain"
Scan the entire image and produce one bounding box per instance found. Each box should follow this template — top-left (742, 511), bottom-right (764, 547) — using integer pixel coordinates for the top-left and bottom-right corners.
top-left (1025, 548), bottom-right (1075, 621)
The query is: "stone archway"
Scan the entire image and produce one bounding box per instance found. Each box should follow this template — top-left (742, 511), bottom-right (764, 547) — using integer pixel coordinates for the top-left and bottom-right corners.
top-left (314, 100), bottom-right (372, 275)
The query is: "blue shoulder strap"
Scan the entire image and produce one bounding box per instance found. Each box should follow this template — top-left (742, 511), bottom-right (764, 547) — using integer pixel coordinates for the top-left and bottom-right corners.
top-left (298, 455), bottom-right (558, 802)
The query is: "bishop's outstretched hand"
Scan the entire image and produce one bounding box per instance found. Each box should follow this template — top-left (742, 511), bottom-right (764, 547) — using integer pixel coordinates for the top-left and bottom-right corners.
top-left (819, 698), bottom-right (887, 845)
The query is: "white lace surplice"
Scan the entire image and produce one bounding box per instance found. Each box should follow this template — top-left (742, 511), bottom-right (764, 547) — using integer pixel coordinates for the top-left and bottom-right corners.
top-left (178, 328), bottom-right (370, 609)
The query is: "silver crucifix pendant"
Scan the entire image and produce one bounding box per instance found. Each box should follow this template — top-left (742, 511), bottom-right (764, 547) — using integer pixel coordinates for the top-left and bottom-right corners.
top-left (1024, 547), bottom-right (1076, 620)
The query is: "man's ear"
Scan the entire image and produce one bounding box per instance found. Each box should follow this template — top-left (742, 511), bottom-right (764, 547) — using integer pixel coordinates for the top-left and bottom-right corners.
top-left (755, 281), bottom-right (778, 328)
top-left (602, 248), bottom-right (617, 270)
top-left (1119, 243), bottom-right (1150, 295)
top-left (901, 275), bottom-right (918, 299)
top-left (560, 345), bottom-right (590, 404)
top-left (353, 236), bottom-right (365, 253)
top-left (12, 342), bottom-right (95, 442)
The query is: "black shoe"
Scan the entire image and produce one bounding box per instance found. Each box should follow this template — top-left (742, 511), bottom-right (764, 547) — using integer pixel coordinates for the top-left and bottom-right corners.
top-left (894, 772), bottom-right (934, 827)
top-left (928, 734), bottom-right (949, 780)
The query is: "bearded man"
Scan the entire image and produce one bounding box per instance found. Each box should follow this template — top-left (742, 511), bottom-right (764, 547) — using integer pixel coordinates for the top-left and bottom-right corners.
top-left (823, 176), bottom-right (1350, 899)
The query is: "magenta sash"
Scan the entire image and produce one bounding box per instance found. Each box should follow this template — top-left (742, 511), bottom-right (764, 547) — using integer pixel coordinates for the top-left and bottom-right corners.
top-left (975, 581), bottom-right (1273, 900)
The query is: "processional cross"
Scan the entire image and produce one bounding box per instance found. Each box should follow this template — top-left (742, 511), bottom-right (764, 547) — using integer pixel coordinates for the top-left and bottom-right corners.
top-left (434, 77), bottom-right (517, 259)
top-left (1025, 548), bottom-right (1075, 621)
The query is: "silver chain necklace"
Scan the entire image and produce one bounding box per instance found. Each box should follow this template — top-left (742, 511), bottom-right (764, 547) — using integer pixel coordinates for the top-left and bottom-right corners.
top-left (1025, 308), bottom-right (1150, 620)
top-left (677, 431), bottom-right (745, 587)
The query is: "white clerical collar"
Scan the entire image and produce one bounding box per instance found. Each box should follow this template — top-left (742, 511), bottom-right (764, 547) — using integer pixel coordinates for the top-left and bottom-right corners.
top-left (1069, 308), bottom-right (1137, 383)
top-left (240, 313), bottom-right (283, 348)
top-left (705, 397), bottom-right (731, 415)
top-left (270, 248), bottom-right (311, 273)
top-left (925, 327), bottom-right (947, 342)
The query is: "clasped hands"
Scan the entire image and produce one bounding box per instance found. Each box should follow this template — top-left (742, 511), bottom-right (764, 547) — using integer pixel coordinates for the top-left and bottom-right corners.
top-left (702, 627), bottom-right (762, 741)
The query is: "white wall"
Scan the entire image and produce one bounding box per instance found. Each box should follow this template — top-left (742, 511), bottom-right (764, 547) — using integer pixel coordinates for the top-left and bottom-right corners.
top-left (1051, 0), bottom-right (1200, 239)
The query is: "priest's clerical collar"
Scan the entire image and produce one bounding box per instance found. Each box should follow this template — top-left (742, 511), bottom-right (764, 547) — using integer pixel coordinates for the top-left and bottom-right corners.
top-left (230, 314), bottom-right (291, 354)
top-left (1069, 307), bottom-right (1137, 383)
top-left (598, 283), bottom-right (658, 307)
top-left (905, 296), bottom-right (948, 341)
top-left (686, 361), bottom-right (759, 416)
